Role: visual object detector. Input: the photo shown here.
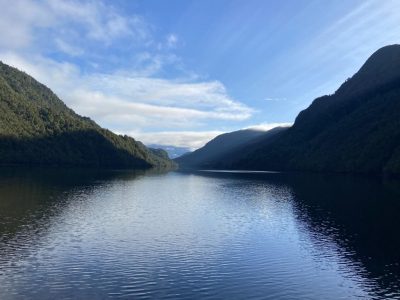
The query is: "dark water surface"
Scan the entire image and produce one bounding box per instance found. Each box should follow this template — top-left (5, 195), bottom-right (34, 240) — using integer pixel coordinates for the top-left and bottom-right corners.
top-left (0, 168), bottom-right (399, 299)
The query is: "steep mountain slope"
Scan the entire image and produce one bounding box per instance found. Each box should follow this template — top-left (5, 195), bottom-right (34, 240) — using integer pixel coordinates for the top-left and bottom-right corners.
top-left (224, 44), bottom-right (400, 175)
top-left (175, 127), bottom-right (288, 168)
top-left (0, 61), bottom-right (175, 169)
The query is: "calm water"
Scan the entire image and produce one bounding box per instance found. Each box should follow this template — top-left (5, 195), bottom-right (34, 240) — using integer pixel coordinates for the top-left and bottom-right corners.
top-left (0, 168), bottom-right (399, 299)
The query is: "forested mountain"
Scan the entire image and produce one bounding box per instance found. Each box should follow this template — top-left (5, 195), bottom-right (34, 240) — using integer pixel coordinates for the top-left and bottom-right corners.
top-left (181, 45), bottom-right (400, 176)
top-left (0, 61), bottom-right (175, 169)
top-left (175, 127), bottom-right (288, 168)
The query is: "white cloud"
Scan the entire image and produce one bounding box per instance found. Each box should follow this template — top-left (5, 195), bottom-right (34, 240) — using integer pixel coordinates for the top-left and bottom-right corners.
top-left (67, 88), bottom-right (251, 129)
top-left (55, 38), bottom-right (84, 56)
top-left (255, 0), bottom-right (400, 113)
top-left (85, 74), bottom-right (252, 113)
top-left (246, 122), bottom-right (292, 131)
top-left (0, 0), bottom-right (53, 49)
top-left (46, 0), bottom-right (150, 45)
top-left (0, 0), bottom-right (151, 51)
top-left (166, 34), bottom-right (178, 48)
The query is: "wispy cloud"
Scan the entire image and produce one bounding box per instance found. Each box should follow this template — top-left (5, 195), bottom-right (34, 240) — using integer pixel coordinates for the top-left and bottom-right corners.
top-left (0, 0), bottom-right (53, 49)
top-left (0, 0), bottom-right (151, 50)
top-left (46, 0), bottom-right (151, 45)
top-left (267, 0), bottom-right (400, 101)
top-left (166, 34), bottom-right (178, 48)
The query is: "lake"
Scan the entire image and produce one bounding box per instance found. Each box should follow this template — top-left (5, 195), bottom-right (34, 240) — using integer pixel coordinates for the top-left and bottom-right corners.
top-left (0, 168), bottom-right (399, 299)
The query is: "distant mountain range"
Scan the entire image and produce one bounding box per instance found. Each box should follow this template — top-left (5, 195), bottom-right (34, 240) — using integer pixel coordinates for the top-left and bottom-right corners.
top-left (147, 144), bottom-right (191, 159)
top-left (0, 61), bottom-right (175, 169)
top-left (177, 45), bottom-right (400, 176)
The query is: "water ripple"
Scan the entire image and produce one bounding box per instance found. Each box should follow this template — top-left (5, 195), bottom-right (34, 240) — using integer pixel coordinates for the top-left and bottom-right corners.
top-left (0, 170), bottom-right (399, 299)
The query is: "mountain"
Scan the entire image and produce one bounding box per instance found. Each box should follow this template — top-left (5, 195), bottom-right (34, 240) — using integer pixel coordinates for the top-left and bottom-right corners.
top-left (208, 44), bottom-right (400, 176)
top-left (175, 127), bottom-right (288, 168)
top-left (0, 61), bottom-right (175, 169)
top-left (147, 144), bottom-right (191, 159)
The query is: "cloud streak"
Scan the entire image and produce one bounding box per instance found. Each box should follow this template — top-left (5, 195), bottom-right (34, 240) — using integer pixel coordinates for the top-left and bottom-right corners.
top-left (261, 0), bottom-right (400, 109)
top-left (0, 0), bottom-right (151, 50)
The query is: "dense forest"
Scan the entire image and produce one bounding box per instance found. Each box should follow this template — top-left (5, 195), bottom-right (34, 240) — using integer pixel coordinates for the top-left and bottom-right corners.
top-left (179, 45), bottom-right (400, 176)
top-left (0, 61), bottom-right (175, 169)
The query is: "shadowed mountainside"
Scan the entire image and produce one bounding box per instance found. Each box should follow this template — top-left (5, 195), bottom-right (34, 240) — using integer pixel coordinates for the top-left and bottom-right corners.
top-left (175, 127), bottom-right (289, 168)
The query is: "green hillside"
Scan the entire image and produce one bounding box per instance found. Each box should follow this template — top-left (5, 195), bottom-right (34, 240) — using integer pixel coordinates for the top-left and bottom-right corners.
top-left (0, 61), bottom-right (175, 169)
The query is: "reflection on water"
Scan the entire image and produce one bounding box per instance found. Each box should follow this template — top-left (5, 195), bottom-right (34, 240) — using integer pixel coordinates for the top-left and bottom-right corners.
top-left (0, 167), bottom-right (399, 299)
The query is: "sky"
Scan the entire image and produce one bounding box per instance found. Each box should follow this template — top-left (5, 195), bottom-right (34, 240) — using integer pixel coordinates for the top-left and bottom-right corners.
top-left (1, 0), bottom-right (400, 149)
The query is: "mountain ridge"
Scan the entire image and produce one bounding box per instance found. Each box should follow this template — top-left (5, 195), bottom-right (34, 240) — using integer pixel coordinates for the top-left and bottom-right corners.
top-left (178, 45), bottom-right (400, 176)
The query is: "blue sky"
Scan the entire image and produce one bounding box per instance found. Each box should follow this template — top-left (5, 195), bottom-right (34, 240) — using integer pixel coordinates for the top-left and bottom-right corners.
top-left (1, 0), bottom-right (400, 148)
